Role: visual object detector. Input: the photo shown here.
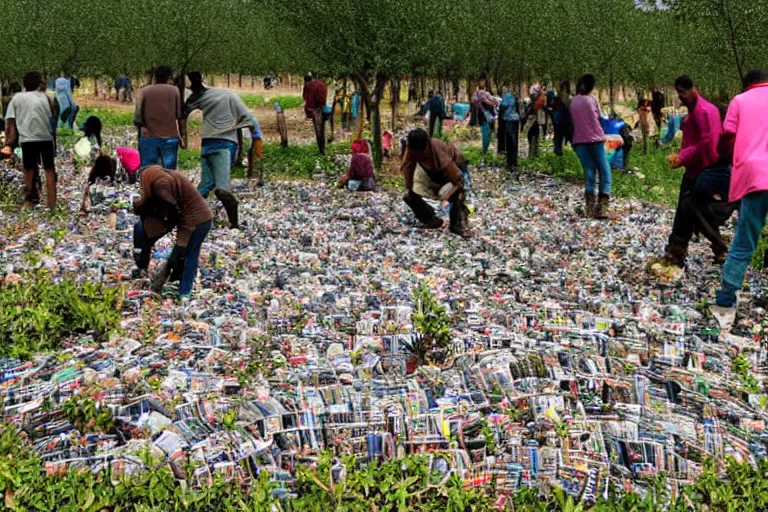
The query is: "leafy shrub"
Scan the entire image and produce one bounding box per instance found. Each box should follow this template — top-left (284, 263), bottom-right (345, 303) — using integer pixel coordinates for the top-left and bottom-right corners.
top-left (239, 93), bottom-right (266, 109)
top-left (0, 274), bottom-right (123, 359)
top-left (78, 107), bottom-right (135, 130)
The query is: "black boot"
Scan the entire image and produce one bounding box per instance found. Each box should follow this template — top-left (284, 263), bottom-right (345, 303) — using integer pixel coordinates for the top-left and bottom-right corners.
top-left (403, 192), bottom-right (443, 229)
top-left (215, 189), bottom-right (239, 229)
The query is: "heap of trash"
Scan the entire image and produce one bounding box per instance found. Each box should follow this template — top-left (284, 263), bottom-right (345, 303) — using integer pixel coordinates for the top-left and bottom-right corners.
top-left (1, 134), bottom-right (768, 503)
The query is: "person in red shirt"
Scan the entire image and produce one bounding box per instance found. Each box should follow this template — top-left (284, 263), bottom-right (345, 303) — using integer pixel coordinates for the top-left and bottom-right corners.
top-left (662, 76), bottom-right (723, 267)
top-left (303, 74), bottom-right (329, 155)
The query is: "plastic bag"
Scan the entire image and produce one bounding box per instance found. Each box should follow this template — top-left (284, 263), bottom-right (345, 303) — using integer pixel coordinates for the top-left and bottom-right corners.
top-left (74, 137), bottom-right (92, 160)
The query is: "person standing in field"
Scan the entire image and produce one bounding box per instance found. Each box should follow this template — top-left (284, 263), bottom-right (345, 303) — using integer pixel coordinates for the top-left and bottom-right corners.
top-left (552, 80), bottom-right (572, 157)
top-left (274, 102), bottom-right (288, 148)
top-left (498, 91), bottom-right (520, 170)
top-left (303, 74), bottom-right (328, 155)
top-left (472, 80), bottom-right (499, 154)
top-left (4, 72), bottom-right (58, 209)
top-left (569, 74), bottom-right (612, 219)
top-left (661, 76), bottom-right (723, 267)
top-left (134, 66), bottom-right (186, 170)
top-left (183, 72), bottom-right (263, 229)
top-left (54, 73), bottom-right (79, 129)
top-left (711, 69), bottom-right (768, 327)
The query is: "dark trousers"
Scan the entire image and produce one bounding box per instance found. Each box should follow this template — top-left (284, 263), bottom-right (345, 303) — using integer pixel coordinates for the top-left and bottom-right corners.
top-left (667, 170), bottom-right (734, 261)
top-left (553, 121), bottom-right (571, 156)
top-left (404, 190), bottom-right (466, 233)
top-left (133, 218), bottom-right (212, 296)
top-left (312, 109), bottom-right (326, 155)
top-left (504, 120), bottom-right (520, 169)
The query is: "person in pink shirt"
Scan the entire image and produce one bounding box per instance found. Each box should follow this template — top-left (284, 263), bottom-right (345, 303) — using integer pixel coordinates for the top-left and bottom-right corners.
top-left (662, 76), bottom-right (723, 267)
top-left (569, 74), bottom-right (612, 218)
top-left (713, 69), bottom-right (768, 325)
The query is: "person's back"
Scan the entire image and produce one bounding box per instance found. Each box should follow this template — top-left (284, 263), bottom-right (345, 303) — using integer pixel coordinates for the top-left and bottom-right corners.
top-left (137, 83), bottom-right (181, 139)
top-left (570, 94), bottom-right (604, 145)
top-left (725, 84), bottom-right (768, 202)
top-left (186, 87), bottom-right (249, 142)
top-left (7, 91), bottom-right (53, 143)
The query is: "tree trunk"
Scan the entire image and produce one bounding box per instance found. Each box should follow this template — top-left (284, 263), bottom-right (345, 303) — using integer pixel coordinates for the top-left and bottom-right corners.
top-left (466, 78), bottom-right (472, 103)
top-left (226, 73), bottom-right (231, 88)
top-left (238, 74), bottom-right (243, 88)
top-left (251, 76), bottom-right (255, 88)
top-left (93, 76), bottom-right (98, 98)
top-left (390, 78), bottom-right (400, 131)
top-left (371, 100), bottom-right (382, 170)
top-left (609, 59), bottom-right (615, 114)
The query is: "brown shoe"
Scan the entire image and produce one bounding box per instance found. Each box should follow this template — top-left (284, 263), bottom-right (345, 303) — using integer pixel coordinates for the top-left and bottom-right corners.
top-left (584, 192), bottom-right (596, 217)
top-left (595, 193), bottom-right (610, 220)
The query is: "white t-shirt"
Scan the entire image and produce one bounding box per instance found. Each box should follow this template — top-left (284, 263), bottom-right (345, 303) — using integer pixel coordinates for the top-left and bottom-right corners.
top-left (6, 91), bottom-right (54, 143)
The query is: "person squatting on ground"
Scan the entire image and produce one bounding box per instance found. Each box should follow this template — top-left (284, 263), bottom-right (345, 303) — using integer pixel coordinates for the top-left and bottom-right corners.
top-left (80, 154), bottom-right (118, 213)
top-left (132, 166), bottom-right (213, 298)
top-left (400, 128), bottom-right (469, 237)
top-left (183, 71), bottom-right (263, 229)
top-left (569, 74), bottom-right (612, 219)
top-left (339, 139), bottom-right (376, 192)
top-left (712, 69), bottom-right (768, 326)
top-left (662, 76), bottom-right (724, 267)
top-left (134, 65), bottom-right (186, 170)
top-left (4, 72), bottom-right (58, 209)
top-left (303, 74), bottom-right (329, 156)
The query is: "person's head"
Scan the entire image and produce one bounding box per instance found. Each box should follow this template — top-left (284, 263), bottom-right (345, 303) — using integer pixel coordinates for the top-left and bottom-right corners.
top-left (304, 74), bottom-right (313, 83)
top-left (428, 89), bottom-right (434, 98)
top-left (81, 116), bottom-right (102, 141)
top-left (743, 68), bottom-right (768, 90)
top-left (559, 79), bottom-right (571, 95)
top-left (89, 154), bottom-right (116, 184)
top-left (23, 72), bottom-right (43, 92)
top-left (154, 65), bottom-right (173, 84)
top-left (187, 71), bottom-right (205, 94)
top-left (576, 74), bottom-right (596, 95)
top-left (406, 128), bottom-right (431, 156)
top-left (674, 76), bottom-right (697, 107)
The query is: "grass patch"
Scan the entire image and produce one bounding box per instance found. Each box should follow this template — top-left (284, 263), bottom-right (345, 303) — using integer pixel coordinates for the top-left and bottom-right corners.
top-left (0, 273), bottom-right (123, 359)
top-left (178, 148), bottom-right (201, 170)
top-left (518, 143), bottom-right (682, 207)
top-left (78, 106), bottom-right (134, 130)
top-left (239, 93), bottom-right (303, 110)
top-left (239, 93), bottom-right (266, 109)
top-left (270, 95), bottom-right (304, 110)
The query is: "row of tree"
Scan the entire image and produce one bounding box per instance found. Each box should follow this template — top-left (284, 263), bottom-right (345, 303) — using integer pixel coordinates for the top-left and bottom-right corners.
top-left (1, 0), bottom-right (765, 165)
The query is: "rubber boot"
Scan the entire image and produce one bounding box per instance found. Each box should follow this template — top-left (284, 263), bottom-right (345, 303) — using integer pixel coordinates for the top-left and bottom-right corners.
top-left (584, 192), bottom-right (596, 218)
top-left (215, 189), bottom-right (239, 229)
top-left (403, 193), bottom-right (443, 229)
top-left (45, 170), bottom-right (57, 210)
top-left (595, 193), bottom-right (610, 220)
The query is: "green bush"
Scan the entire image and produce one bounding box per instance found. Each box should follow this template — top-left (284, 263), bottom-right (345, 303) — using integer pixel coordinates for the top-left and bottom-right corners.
top-left (270, 95), bottom-right (304, 110)
top-left (0, 274), bottom-right (123, 359)
top-left (239, 93), bottom-right (266, 109)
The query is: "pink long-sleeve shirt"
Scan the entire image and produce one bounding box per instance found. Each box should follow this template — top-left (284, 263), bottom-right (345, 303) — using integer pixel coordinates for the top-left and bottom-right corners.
top-left (679, 95), bottom-right (722, 179)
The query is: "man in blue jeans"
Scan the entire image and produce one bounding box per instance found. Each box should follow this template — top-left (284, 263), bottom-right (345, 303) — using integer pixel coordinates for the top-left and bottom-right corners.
top-left (134, 65), bottom-right (186, 170)
top-left (712, 69), bottom-right (768, 328)
top-left (183, 72), bottom-right (263, 229)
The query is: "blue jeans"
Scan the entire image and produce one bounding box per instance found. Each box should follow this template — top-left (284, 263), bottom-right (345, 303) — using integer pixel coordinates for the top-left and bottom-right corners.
top-left (717, 191), bottom-right (768, 306)
top-left (480, 123), bottom-right (492, 154)
top-left (574, 142), bottom-right (612, 195)
top-left (133, 218), bottom-right (212, 296)
top-left (139, 137), bottom-right (180, 170)
top-left (199, 141), bottom-right (237, 197)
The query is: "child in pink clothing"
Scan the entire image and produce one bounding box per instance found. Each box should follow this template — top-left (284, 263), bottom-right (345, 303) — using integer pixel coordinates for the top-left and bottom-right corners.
top-left (382, 130), bottom-right (393, 157)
